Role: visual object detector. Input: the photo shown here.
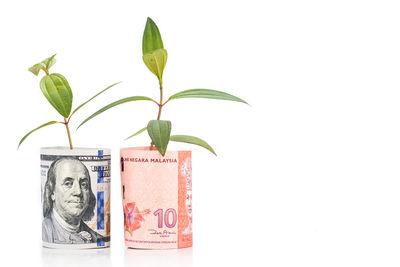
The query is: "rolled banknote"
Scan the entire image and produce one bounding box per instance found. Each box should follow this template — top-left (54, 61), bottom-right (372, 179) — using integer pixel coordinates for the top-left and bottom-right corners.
top-left (41, 147), bottom-right (111, 249)
top-left (120, 147), bottom-right (192, 249)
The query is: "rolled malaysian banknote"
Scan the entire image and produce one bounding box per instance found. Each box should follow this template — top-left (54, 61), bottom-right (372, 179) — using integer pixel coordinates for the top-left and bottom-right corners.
top-left (120, 147), bottom-right (192, 249)
top-left (41, 147), bottom-right (111, 249)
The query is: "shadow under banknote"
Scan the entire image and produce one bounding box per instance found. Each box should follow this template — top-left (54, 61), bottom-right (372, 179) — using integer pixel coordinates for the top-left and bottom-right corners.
top-left (124, 247), bottom-right (193, 267)
top-left (42, 247), bottom-right (111, 267)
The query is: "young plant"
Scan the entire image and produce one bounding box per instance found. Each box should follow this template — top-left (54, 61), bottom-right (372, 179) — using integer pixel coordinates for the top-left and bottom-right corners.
top-left (78, 18), bottom-right (248, 156)
top-left (18, 54), bottom-right (120, 149)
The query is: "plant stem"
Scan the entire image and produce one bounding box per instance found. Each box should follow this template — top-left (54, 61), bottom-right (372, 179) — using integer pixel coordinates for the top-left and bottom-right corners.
top-left (64, 118), bottom-right (73, 150)
top-left (150, 82), bottom-right (164, 150)
top-left (157, 84), bottom-right (163, 120)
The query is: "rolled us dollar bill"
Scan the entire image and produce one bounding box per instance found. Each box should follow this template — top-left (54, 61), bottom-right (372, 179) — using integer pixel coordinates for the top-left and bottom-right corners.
top-left (41, 147), bottom-right (111, 249)
top-left (120, 147), bottom-right (192, 249)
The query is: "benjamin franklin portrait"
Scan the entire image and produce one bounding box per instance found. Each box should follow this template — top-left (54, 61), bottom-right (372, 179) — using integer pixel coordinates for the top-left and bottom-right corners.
top-left (42, 157), bottom-right (103, 244)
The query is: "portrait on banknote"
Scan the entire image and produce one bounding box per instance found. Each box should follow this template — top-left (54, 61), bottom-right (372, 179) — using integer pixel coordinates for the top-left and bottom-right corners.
top-left (40, 153), bottom-right (110, 246)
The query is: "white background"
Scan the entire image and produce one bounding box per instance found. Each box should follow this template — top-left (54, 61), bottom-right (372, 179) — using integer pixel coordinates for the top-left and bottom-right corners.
top-left (1, 0), bottom-right (400, 266)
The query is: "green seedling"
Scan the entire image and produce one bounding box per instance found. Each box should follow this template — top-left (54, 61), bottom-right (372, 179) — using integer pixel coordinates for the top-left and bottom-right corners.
top-left (78, 18), bottom-right (248, 156)
top-left (18, 54), bottom-right (120, 149)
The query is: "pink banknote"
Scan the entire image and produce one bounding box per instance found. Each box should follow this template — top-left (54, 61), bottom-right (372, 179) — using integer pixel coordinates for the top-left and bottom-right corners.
top-left (120, 147), bottom-right (192, 249)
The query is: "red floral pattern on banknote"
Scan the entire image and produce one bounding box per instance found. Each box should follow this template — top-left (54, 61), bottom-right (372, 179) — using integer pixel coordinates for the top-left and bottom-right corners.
top-left (124, 202), bottom-right (150, 235)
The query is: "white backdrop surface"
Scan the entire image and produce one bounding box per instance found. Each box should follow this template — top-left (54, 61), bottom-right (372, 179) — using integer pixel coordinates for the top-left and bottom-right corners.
top-left (1, 0), bottom-right (400, 266)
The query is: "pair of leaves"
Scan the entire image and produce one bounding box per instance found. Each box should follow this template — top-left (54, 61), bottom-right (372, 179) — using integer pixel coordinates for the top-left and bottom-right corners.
top-left (29, 55), bottom-right (74, 118)
top-left (143, 18), bottom-right (167, 83)
top-left (28, 54), bottom-right (56, 76)
top-left (130, 120), bottom-right (216, 156)
top-left (78, 88), bottom-right (247, 128)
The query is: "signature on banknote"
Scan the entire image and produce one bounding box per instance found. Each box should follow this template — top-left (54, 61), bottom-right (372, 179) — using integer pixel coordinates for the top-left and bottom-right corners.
top-left (148, 229), bottom-right (177, 237)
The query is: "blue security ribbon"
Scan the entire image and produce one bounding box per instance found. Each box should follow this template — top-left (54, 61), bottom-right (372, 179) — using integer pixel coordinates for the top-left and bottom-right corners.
top-left (97, 191), bottom-right (105, 231)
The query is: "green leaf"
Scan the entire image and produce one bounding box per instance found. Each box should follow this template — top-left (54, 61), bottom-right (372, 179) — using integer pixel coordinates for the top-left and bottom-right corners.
top-left (28, 54), bottom-right (56, 76)
top-left (77, 96), bottom-right (156, 129)
top-left (143, 48), bottom-right (168, 83)
top-left (28, 63), bottom-right (43, 76)
top-left (142, 17), bottom-right (164, 55)
top-left (18, 121), bottom-right (59, 149)
top-left (170, 135), bottom-right (217, 156)
top-left (125, 127), bottom-right (147, 140)
top-left (69, 81), bottom-right (121, 119)
top-left (168, 89), bottom-right (248, 104)
top-left (44, 54), bottom-right (57, 70)
top-left (40, 73), bottom-right (73, 118)
top-left (147, 120), bottom-right (171, 156)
